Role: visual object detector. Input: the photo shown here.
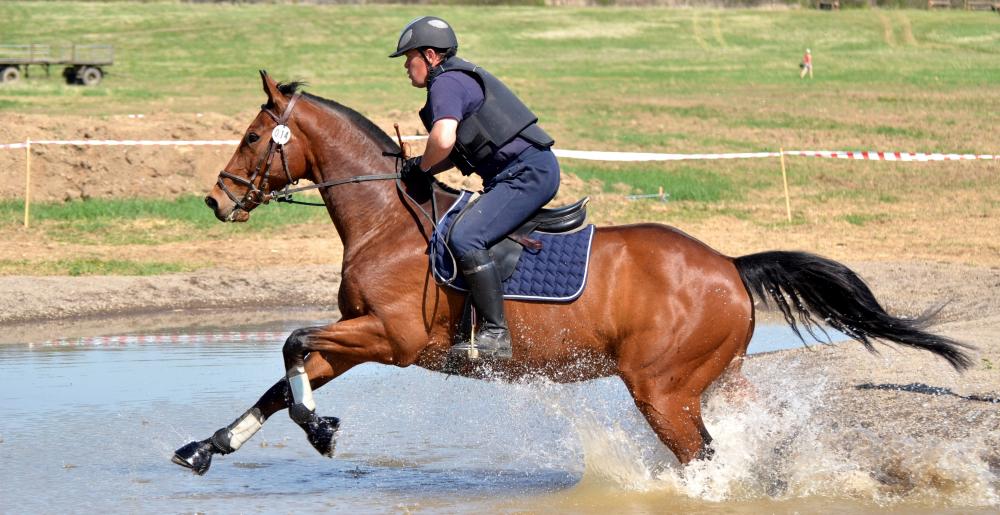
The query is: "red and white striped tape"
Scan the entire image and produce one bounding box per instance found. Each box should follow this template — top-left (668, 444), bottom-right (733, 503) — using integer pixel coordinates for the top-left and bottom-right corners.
top-left (1, 138), bottom-right (995, 162)
top-left (783, 150), bottom-right (995, 162)
top-left (33, 331), bottom-right (287, 348)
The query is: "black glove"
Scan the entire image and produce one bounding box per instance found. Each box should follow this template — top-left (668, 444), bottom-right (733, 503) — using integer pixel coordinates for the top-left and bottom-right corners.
top-left (400, 156), bottom-right (424, 181)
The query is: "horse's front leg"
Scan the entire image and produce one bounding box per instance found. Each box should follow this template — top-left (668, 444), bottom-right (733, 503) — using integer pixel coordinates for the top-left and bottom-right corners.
top-left (173, 316), bottom-right (400, 474)
top-left (172, 345), bottom-right (349, 475)
top-left (283, 316), bottom-right (400, 457)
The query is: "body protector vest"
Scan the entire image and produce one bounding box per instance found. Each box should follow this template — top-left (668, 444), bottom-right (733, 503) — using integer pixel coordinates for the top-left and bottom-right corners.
top-left (419, 58), bottom-right (554, 175)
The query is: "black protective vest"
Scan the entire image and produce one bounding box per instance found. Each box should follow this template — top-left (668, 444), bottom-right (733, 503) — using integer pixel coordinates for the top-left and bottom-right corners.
top-left (419, 58), bottom-right (554, 175)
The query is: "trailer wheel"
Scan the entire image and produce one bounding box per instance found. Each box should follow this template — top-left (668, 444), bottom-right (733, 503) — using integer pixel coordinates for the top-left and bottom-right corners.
top-left (1, 66), bottom-right (20, 83)
top-left (63, 66), bottom-right (78, 84)
top-left (80, 67), bottom-right (103, 86)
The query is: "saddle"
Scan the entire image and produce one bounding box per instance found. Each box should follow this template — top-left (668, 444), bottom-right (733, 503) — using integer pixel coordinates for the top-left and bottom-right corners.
top-left (436, 194), bottom-right (592, 351)
top-left (459, 196), bottom-right (590, 280)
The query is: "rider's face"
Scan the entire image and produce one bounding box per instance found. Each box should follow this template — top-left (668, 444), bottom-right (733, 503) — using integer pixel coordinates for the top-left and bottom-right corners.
top-left (403, 49), bottom-right (437, 88)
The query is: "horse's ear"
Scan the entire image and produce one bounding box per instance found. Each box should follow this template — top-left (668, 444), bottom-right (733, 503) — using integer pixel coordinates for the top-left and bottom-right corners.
top-left (259, 69), bottom-right (285, 110)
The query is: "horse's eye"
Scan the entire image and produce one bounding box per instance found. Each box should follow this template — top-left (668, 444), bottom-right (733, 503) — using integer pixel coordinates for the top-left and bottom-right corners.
top-left (247, 132), bottom-right (260, 144)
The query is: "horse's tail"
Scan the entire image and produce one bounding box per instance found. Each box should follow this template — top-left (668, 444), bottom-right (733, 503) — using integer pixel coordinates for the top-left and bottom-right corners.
top-left (733, 250), bottom-right (973, 371)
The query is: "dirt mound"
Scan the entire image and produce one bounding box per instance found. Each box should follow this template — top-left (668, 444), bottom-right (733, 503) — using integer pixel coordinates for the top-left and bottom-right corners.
top-left (0, 112), bottom-right (594, 205)
top-left (1, 112), bottom-right (248, 202)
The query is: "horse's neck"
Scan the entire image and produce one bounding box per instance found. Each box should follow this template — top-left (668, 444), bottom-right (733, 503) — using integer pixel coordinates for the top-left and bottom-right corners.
top-left (303, 113), bottom-right (418, 254)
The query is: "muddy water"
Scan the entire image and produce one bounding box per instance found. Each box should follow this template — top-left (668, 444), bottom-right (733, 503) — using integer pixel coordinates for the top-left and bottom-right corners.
top-left (0, 315), bottom-right (995, 513)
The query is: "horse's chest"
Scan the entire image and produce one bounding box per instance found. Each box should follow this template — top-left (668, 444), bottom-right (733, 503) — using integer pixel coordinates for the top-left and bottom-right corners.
top-left (336, 277), bottom-right (368, 316)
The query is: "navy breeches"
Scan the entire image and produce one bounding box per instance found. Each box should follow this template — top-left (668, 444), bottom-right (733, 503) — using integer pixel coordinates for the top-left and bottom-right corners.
top-left (449, 147), bottom-right (561, 259)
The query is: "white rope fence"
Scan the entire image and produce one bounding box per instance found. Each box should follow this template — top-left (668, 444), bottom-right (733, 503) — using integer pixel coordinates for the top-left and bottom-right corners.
top-left (3, 136), bottom-right (996, 226)
top-left (3, 138), bottom-right (994, 162)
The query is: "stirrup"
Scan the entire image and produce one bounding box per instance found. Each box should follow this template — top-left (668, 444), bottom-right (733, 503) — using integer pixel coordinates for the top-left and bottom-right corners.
top-left (449, 328), bottom-right (512, 360)
top-left (450, 340), bottom-right (483, 360)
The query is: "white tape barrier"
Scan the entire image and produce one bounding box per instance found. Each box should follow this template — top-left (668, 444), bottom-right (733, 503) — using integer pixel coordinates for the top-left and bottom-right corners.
top-left (34, 331), bottom-right (287, 348)
top-left (0, 140), bottom-right (240, 150)
top-left (0, 135), bottom-right (427, 150)
top-left (1, 138), bottom-right (995, 162)
top-left (554, 149), bottom-right (780, 161)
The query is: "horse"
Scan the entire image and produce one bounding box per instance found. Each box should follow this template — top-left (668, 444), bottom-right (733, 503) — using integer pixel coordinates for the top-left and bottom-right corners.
top-left (173, 71), bottom-right (973, 476)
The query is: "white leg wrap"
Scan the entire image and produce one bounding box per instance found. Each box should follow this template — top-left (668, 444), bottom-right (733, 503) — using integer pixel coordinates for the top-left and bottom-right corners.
top-left (288, 366), bottom-right (316, 411)
top-left (228, 409), bottom-right (264, 451)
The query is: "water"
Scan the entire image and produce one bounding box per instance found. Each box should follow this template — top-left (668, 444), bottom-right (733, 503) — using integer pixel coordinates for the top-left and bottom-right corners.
top-left (0, 316), bottom-right (995, 513)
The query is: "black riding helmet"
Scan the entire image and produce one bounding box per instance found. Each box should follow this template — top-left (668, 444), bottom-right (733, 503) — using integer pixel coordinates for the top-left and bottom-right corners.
top-left (389, 16), bottom-right (458, 58)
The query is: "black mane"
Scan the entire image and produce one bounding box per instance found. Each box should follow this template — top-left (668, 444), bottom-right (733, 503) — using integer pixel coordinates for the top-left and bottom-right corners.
top-left (277, 81), bottom-right (400, 153)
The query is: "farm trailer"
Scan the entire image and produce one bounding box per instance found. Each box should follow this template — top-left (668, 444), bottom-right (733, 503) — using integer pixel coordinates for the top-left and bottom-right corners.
top-left (0, 44), bottom-right (113, 86)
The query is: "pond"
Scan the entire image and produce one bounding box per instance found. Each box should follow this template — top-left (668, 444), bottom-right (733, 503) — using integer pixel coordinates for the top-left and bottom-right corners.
top-left (0, 312), bottom-right (994, 513)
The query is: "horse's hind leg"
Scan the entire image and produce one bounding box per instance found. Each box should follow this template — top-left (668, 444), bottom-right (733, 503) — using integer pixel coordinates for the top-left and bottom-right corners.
top-left (172, 349), bottom-right (346, 475)
top-left (714, 355), bottom-right (758, 406)
top-left (625, 378), bottom-right (714, 464)
top-left (620, 330), bottom-right (748, 464)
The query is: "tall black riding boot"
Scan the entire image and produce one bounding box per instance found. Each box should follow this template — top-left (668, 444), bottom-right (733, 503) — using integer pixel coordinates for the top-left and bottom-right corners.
top-left (452, 249), bottom-right (512, 359)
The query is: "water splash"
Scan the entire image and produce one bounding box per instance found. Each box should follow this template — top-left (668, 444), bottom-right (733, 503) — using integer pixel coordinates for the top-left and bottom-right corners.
top-left (507, 359), bottom-right (999, 508)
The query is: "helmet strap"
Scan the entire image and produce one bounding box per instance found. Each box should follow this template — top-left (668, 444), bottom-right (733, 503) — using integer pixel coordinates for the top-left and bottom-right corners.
top-left (422, 49), bottom-right (443, 88)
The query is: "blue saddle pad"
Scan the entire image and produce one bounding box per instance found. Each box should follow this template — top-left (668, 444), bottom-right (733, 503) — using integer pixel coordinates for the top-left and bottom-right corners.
top-left (430, 190), bottom-right (595, 302)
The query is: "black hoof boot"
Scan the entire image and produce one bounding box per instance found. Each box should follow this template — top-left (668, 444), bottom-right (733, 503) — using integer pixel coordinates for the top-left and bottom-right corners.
top-left (172, 439), bottom-right (218, 475)
top-left (289, 403), bottom-right (340, 458)
top-left (304, 416), bottom-right (340, 457)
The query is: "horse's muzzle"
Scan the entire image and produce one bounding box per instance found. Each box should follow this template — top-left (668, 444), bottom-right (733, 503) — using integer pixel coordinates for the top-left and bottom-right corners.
top-left (205, 194), bottom-right (249, 223)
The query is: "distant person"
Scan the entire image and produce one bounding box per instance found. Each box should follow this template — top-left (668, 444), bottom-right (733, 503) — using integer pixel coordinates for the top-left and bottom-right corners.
top-left (800, 48), bottom-right (813, 79)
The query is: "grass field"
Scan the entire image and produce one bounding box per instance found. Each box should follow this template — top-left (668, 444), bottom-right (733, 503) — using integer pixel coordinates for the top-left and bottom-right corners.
top-left (0, 2), bottom-right (997, 274)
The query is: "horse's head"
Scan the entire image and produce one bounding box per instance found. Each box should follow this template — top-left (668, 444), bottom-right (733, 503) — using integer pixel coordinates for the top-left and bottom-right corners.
top-left (205, 71), bottom-right (312, 222)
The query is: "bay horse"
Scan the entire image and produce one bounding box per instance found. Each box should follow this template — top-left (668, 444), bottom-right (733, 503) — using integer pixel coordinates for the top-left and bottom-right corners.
top-left (173, 71), bottom-right (972, 475)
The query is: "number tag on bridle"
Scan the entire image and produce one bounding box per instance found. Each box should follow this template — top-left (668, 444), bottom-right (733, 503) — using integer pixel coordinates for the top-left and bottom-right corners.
top-left (271, 125), bottom-right (292, 145)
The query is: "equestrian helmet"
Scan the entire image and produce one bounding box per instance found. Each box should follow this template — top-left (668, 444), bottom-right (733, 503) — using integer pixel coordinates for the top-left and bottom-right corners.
top-left (389, 16), bottom-right (458, 58)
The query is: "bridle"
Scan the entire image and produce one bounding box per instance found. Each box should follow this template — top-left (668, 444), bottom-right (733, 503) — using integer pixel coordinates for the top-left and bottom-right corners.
top-left (214, 90), bottom-right (440, 238)
top-left (216, 91), bottom-right (302, 214)
top-left (215, 90), bottom-right (400, 215)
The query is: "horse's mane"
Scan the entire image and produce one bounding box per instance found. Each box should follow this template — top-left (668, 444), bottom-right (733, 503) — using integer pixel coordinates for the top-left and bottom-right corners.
top-left (277, 81), bottom-right (400, 153)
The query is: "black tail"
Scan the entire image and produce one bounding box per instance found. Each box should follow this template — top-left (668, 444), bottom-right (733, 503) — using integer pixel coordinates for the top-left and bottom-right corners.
top-left (734, 251), bottom-right (973, 371)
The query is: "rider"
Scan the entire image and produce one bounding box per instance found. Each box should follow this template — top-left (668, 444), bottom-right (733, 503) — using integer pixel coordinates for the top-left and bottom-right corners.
top-left (390, 16), bottom-right (561, 359)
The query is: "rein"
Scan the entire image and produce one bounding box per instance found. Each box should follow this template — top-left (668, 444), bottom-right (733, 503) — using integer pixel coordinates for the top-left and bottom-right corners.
top-left (267, 172), bottom-right (401, 206)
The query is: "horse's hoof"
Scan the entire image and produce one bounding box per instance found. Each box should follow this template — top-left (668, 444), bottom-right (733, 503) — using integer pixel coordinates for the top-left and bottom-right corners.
top-left (305, 416), bottom-right (340, 458)
top-left (172, 439), bottom-right (215, 475)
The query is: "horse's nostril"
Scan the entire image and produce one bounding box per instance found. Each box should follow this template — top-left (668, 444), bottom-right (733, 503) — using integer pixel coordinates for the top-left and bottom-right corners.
top-left (205, 196), bottom-right (218, 210)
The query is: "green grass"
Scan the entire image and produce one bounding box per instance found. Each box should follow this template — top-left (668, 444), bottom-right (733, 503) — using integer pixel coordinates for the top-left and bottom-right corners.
top-left (0, 258), bottom-right (193, 276)
top-left (0, 5), bottom-right (995, 117)
top-left (1, 4), bottom-right (995, 158)
top-left (0, 196), bottom-right (327, 245)
top-left (0, 3), bottom-right (997, 271)
top-left (843, 213), bottom-right (890, 226)
top-left (567, 163), bottom-right (737, 202)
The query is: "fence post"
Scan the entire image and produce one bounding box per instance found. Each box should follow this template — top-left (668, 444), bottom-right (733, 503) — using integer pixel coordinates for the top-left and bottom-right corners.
top-left (24, 139), bottom-right (31, 228)
top-left (780, 148), bottom-right (792, 222)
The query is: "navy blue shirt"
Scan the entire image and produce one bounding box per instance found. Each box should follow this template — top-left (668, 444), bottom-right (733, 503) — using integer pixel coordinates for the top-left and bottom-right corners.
top-left (426, 70), bottom-right (532, 180)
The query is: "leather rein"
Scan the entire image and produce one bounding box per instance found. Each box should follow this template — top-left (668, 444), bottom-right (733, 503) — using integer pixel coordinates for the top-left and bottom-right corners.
top-left (215, 90), bottom-right (400, 213)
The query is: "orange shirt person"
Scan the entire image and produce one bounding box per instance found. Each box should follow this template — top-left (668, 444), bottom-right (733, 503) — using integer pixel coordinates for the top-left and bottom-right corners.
top-left (800, 48), bottom-right (813, 79)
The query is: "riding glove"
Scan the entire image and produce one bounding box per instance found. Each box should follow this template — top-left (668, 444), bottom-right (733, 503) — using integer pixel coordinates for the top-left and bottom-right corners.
top-left (400, 157), bottom-right (424, 181)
